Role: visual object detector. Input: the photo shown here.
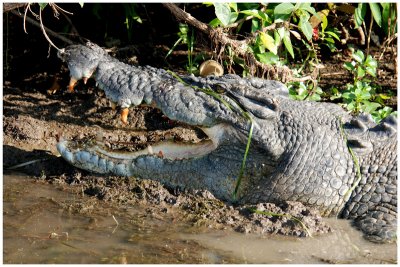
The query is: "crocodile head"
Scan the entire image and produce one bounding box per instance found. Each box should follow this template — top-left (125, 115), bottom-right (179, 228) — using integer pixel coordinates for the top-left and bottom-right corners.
top-left (56, 44), bottom-right (293, 201)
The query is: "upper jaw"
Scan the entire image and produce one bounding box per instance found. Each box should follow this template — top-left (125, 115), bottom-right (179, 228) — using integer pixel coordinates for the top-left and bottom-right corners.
top-left (57, 123), bottom-right (233, 164)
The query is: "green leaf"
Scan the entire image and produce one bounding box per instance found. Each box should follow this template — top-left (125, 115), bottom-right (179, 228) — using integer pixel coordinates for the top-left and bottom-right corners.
top-left (365, 55), bottom-right (377, 68)
top-left (378, 93), bottom-right (391, 100)
top-left (352, 50), bottom-right (365, 63)
top-left (369, 3), bottom-right (382, 27)
top-left (297, 3), bottom-right (317, 16)
top-left (324, 31), bottom-right (340, 41)
top-left (365, 67), bottom-right (377, 77)
top-left (354, 3), bottom-right (367, 28)
top-left (342, 92), bottom-right (355, 101)
top-left (283, 30), bottom-right (295, 59)
top-left (274, 3), bottom-right (295, 22)
top-left (274, 29), bottom-right (282, 47)
top-left (259, 32), bottom-right (277, 54)
top-left (357, 66), bottom-right (365, 79)
top-left (299, 19), bottom-right (313, 41)
top-left (209, 18), bottom-right (221, 27)
top-left (344, 62), bottom-right (355, 71)
top-left (258, 10), bottom-right (269, 22)
top-left (362, 101), bottom-right (381, 113)
top-left (79, 2), bottom-right (84, 8)
top-left (257, 52), bottom-right (280, 65)
top-left (229, 3), bottom-right (238, 12)
top-left (298, 11), bottom-right (310, 23)
top-left (214, 3), bottom-right (233, 26)
top-left (381, 3), bottom-right (390, 34)
top-left (241, 9), bottom-right (262, 19)
top-left (38, 3), bottom-right (48, 10)
top-left (228, 12), bottom-right (239, 24)
top-left (381, 3), bottom-right (396, 35)
top-left (321, 12), bottom-right (328, 31)
top-left (251, 19), bottom-right (260, 32)
top-left (324, 37), bottom-right (334, 43)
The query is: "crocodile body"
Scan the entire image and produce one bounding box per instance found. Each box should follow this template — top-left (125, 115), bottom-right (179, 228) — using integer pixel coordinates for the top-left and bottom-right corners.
top-left (57, 42), bottom-right (397, 243)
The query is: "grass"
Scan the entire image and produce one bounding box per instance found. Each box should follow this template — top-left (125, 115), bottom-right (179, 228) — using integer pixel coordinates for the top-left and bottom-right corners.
top-left (337, 117), bottom-right (362, 202)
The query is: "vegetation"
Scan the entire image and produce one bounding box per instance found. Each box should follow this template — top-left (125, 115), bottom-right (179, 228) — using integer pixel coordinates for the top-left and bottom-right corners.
top-left (202, 3), bottom-right (396, 121)
top-left (7, 3), bottom-right (397, 122)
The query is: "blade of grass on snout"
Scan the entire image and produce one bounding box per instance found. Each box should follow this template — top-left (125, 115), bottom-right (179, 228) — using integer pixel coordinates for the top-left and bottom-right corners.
top-left (167, 70), bottom-right (253, 200)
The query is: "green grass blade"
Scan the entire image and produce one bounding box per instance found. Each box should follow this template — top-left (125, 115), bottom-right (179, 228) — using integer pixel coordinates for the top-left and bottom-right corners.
top-left (165, 37), bottom-right (183, 59)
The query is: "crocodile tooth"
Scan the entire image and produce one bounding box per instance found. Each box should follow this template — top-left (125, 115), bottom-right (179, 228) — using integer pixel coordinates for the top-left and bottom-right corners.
top-left (90, 154), bottom-right (99, 167)
top-left (98, 158), bottom-right (107, 171)
top-left (110, 102), bottom-right (117, 110)
top-left (106, 160), bottom-right (114, 172)
top-left (147, 145), bottom-right (154, 155)
top-left (77, 151), bottom-right (91, 163)
top-left (115, 164), bottom-right (129, 176)
top-left (96, 131), bottom-right (104, 142)
top-left (82, 77), bottom-right (89, 84)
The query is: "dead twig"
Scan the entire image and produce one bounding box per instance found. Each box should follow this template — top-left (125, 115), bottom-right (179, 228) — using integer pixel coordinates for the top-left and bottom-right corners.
top-left (3, 3), bottom-right (27, 13)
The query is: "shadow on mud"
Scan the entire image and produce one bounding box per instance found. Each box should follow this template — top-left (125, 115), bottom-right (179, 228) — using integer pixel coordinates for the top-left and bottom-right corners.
top-left (3, 144), bottom-right (72, 176)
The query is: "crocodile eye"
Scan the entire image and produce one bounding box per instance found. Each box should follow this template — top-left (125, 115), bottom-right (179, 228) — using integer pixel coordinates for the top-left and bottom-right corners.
top-left (213, 84), bottom-right (227, 94)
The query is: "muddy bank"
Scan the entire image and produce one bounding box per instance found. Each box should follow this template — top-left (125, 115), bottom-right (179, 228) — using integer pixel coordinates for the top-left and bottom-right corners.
top-left (4, 72), bottom-right (333, 239)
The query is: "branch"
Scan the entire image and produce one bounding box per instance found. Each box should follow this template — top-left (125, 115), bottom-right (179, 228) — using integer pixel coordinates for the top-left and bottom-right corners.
top-left (162, 3), bottom-right (313, 83)
top-left (3, 3), bottom-right (27, 13)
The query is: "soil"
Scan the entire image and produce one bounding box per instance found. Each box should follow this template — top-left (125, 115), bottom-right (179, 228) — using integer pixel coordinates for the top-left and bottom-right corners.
top-left (3, 4), bottom-right (397, 241)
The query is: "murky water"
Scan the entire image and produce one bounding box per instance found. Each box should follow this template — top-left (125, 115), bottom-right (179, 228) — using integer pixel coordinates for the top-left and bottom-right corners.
top-left (3, 174), bottom-right (397, 264)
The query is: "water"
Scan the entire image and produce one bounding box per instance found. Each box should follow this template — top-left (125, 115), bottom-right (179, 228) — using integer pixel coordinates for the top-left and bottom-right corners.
top-left (3, 174), bottom-right (397, 264)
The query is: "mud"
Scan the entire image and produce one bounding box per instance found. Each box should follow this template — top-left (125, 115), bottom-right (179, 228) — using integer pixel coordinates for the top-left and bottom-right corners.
top-left (3, 65), bottom-right (335, 239)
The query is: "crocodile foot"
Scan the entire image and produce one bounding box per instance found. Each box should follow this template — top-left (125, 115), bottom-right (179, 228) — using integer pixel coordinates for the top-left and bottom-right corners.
top-left (354, 211), bottom-right (397, 243)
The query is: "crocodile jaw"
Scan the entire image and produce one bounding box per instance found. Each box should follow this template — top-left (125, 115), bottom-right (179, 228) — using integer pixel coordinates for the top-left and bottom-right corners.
top-left (56, 124), bottom-right (232, 175)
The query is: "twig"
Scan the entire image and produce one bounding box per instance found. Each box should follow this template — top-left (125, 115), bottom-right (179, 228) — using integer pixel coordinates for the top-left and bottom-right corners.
top-left (112, 215), bottom-right (119, 234)
top-left (3, 3), bottom-right (27, 13)
top-left (10, 9), bottom-right (74, 45)
top-left (379, 33), bottom-right (398, 61)
top-left (366, 9), bottom-right (374, 55)
top-left (39, 6), bottom-right (63, 52)
top-left (7, 158), bottom-right (49, 170)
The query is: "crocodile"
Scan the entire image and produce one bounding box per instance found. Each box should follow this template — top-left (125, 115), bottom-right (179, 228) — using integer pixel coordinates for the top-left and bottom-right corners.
top-left (56, 42), bottom-right (397, 243)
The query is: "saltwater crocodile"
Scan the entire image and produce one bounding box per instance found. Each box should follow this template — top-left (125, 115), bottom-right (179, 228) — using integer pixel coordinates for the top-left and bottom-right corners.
top-left (56, 42), bottom-right (397, 243)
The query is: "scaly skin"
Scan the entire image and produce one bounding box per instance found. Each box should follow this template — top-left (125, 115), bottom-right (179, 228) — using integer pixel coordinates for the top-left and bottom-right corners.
top-left (57, 42), bottom-right (397, 243)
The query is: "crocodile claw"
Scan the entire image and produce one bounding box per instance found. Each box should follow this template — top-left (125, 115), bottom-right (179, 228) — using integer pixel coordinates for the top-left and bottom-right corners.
top-left (68, 77), bottom-right (78, 92)
top-left (121, 108), bottom-right (129, 125)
